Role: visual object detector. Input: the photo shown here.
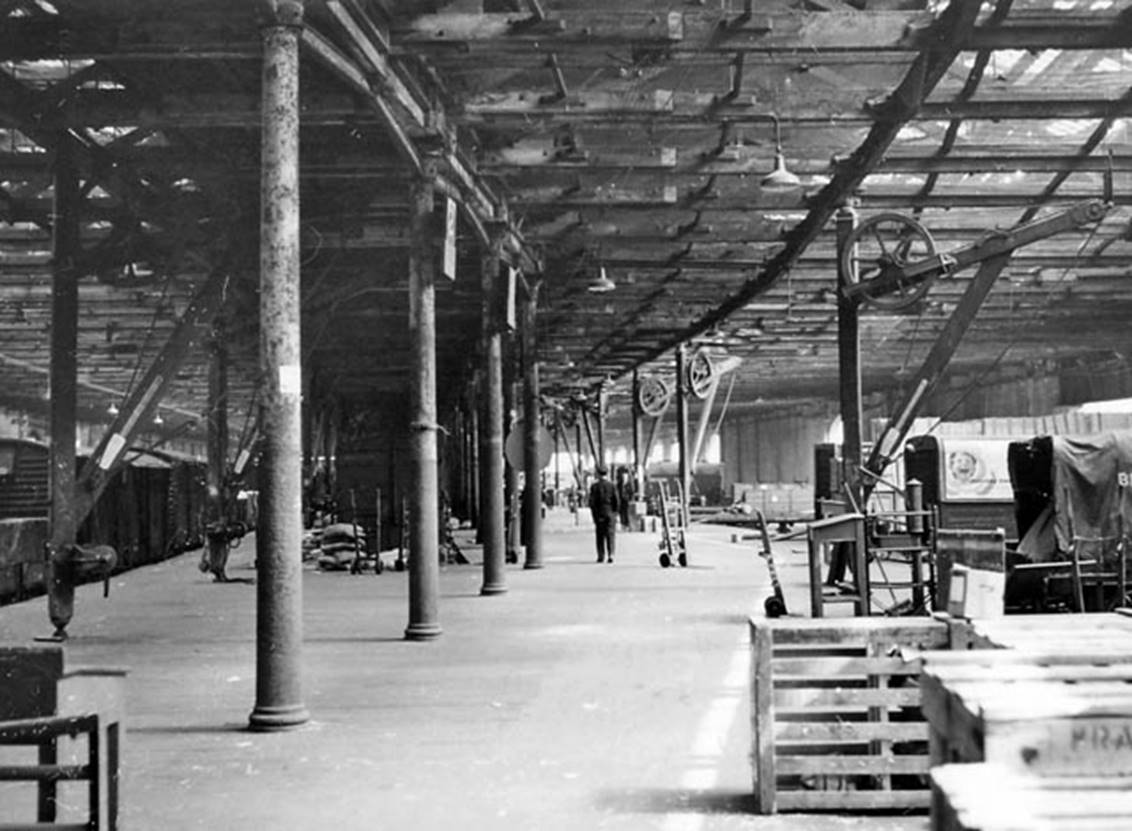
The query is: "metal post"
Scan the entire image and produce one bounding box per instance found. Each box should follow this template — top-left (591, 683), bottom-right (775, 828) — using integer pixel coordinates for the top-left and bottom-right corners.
top-left (504, 369), bottom-right (521, 565)
top-left (596, 383), bottom-right (607, 467)
top-left (468, 404), bottom-right (480, 528)
top-left (575, 421), bottom-right (583, 473)
top-left (405, 167), bottom-right (442, 640)
top-left (553, 422), bottom-right (561, 495)
top-left (522, 281), bottom-right (543, 569)
top-left (203, 321), bottom-right (230, 581)
top-left (632, 369), bottom-right (643, 495)
top-left (836, 205), bottom-right (863, 512)
top-left (46, 134), bottom-right (79, 640)
top-left (479, 243), bottom-right (506, 595)
top-left (250, 0), bottom-right (309, 731)
top-left (676, 343), bottom-right (691, 511)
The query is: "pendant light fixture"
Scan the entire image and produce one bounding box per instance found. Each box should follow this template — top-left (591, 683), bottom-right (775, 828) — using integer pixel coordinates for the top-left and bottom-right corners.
top-left (587, 265), bottom-right (616, 293)
top-left (761, 114), bottom-right (801, 191)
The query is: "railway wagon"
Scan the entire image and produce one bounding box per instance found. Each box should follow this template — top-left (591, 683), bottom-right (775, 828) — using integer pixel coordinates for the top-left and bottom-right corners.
top-left (0, 438), bottom-right (209, 605)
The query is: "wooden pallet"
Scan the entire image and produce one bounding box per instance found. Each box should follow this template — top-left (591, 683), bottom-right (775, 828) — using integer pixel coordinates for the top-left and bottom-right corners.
top-left (964, 612), bottom-right (1132, 652)
top-left (931, 762), bottom-right (1132, 831)
top-left (920, 649), bottom-right (1132, 777)
top-left (749, 616), bottom-right (952, 813)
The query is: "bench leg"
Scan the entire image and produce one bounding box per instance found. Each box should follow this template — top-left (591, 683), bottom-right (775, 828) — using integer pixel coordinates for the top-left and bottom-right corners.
top-left (37, 736), bottom-right (57, 822)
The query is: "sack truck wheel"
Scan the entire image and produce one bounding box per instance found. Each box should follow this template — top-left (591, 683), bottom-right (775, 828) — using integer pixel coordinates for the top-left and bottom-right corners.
top-left (659, 553), bottom-right (671, 568)
top-left (678, 552), bottom-right (687, 567)
top-left (764, 595), bottom-right (786, 618)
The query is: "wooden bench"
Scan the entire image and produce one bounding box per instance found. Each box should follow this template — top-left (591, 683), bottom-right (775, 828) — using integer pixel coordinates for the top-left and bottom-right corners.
top-left (932, 762), bottom-right (1132, 831)
top-left (750, 616), bottom-right (955, 813)
top-left (0, 646), bottom-right (125, 830)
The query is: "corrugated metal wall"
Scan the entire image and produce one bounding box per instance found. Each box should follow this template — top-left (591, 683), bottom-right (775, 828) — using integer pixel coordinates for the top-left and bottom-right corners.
top-left (721, 409), bottom-right (835, 491)
top-left (721, 364), bottom-right (1132, 493)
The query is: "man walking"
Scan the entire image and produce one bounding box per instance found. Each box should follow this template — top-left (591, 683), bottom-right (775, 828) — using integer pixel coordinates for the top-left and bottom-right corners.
top-left (589, 465), bottom-right (620, 563)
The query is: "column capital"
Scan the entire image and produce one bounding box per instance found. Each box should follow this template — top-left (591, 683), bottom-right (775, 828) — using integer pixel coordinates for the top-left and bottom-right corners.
top-left (260, 0), bottom-right (304, 28)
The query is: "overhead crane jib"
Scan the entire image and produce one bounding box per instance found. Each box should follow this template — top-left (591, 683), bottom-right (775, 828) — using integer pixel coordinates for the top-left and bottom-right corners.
top-left (846, 198), bottom-right (1114, 487)
top-left (841, 200), bottom-right (1112, 311)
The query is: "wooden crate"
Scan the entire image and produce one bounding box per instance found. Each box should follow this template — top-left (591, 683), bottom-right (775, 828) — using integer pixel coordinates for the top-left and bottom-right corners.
top-left (932, 762), bottom-right (1132, 831)
top-left (920, 649), bottom-right (1132, 777)
top-left (965, 612), bottom-right (1132, 652)
top-left (749, 616), bottom-right (952, 813)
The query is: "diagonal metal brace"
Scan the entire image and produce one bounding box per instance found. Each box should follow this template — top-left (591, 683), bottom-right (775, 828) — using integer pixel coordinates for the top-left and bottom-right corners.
top-left (74, 267), bottom-right (231, 526)
top-left (863, 253), bottom-right (1012, 488)
top-left (844, 199), bottom-right (1110, 303)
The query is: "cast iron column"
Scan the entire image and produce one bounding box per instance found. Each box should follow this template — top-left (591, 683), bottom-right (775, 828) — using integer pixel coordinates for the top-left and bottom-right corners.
top-left (596, 383), bottom-right (607, 466)
top-left (676, 343), bottom-right (691, 509)
top-left (405, 166), bottom-right (443, 640)
top-left (632, 369), bottom-right (643, 494)
top-left (249, 0), bottom-right (309, 731)
top-left (836, 205), bottom-right (863, 512)
top-left (522, 281), bottom-right (543, 569)
top-left (468, 405), bottom-right (480, 528)
top-left (204, 321), bottom-right (230, 580)
top-left (504, 369), bottom-right (520, 564)
top-left (46, 135), bottom-right (79, 639)
top-left (479, 244), bottom-right (507, 594)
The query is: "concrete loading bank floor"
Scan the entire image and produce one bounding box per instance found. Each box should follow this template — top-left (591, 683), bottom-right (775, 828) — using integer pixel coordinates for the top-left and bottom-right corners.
top-left (0, 510), bottom-right (924, 831)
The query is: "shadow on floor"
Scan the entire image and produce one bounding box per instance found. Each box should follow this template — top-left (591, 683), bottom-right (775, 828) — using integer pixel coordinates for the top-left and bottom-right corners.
top-left (596, 787), bottom-right (756, 815)
top-left (130, 723), bottom-right (252, 735)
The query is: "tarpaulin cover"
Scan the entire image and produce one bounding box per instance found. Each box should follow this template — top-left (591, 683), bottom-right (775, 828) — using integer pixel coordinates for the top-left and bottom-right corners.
top-left (1051, 430), bottom-right (1132, 562)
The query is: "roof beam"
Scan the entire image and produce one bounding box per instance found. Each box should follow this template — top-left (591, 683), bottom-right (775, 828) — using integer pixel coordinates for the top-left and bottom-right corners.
top-left (622, 0), bottom-right (983, 372)
top-left (307, 3), bottom-right (536, 269)
top-left (395, 9), bottom-right (1132, 52)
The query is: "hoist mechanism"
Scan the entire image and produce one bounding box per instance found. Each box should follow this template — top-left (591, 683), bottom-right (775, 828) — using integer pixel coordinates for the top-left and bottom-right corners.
top-left (840, 212), bottom-right (940, 311)
top-left (838, 198), bottom-right (1113, 489)
top-left (686, 348), bottom-right (716, 399)
top-left (840, 199), bottom-right (1110, 314)
top-left (637, 375), bottom-right (672, 417)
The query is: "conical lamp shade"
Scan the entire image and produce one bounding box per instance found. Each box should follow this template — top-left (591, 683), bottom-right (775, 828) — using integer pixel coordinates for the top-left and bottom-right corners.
top-left (587, 266), bottom-right (616, 293)
top-left (761, 150), bottom-right (801, 190)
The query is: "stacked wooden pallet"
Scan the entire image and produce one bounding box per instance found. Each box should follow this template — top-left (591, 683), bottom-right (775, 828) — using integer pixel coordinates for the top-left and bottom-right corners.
top-left (932, 764), bottom-right (1132, 831)
top-left (749, 616), bottom-right (953, 813)
top-left (921, 613), bottom-right (1132, 831)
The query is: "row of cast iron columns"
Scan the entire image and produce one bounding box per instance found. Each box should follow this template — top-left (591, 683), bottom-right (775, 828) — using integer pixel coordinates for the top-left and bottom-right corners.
top-left (256, 0), bottom-right (541, 723)
top-left (453, 251), bottom-right (545, 585)
top-left (43, 1), bottom-right (536, 729)
top-left (256, 1), bottom-right (544, 721)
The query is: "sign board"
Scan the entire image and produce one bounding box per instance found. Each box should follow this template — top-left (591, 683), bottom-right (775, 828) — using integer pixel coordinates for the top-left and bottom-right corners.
top-left (938, 438), bottom-right (1013, 502)
top-left (503, 266), bottom-right (518, 331)
top-left (504, 421), bottom-right (553, 470)
top-left (442, 196), bottom-right (457, 280)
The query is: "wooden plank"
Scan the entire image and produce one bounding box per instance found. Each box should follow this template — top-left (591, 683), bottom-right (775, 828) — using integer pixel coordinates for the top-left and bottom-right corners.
top-left (775, 754), bottom-right (930, 776)
top-left (929, 664), bottom-right (1132, 684)
top-left (397, 10), bottom-right (920, 50)
top-left (775, 789), bottom-right (930, 811)
top-left (751, 621), bottom-right (776, 814)
top-left (774, 686), bottom-right (921, 709)
top-left (771, 655), bottom-right (919, 676)
top-left (920, 648), bottom-right (1132, 668)
top-left (774, 721), bottom-right (928, 742)
top-left (933, 763), bottom-right (1132, 831)
top-left (766, 617), bottom-right (949, 645)
top-left (398, 8), bottom-right (1130, 52)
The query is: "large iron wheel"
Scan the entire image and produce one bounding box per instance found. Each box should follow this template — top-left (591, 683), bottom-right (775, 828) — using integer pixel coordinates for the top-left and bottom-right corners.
top-left (841, 212), bottom-right (937, 311)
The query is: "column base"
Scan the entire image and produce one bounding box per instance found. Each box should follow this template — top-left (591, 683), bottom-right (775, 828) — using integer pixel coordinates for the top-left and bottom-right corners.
top-left (404, 622), bottom-right (443, 641)
top-left (248, 703), bottom-right (310, 732)
top-left (523, 561), bottom-right (544, 570)
top-left (480, 582), bottom-right (508, 596)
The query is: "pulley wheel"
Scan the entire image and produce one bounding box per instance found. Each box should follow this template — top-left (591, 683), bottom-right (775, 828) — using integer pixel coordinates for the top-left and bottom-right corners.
top-left (841, 212), bottom-right (937, 311)
top-left (637, 375), bottom-right (672, 417)
top-left (686, 348), bottom-right (716, 399)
